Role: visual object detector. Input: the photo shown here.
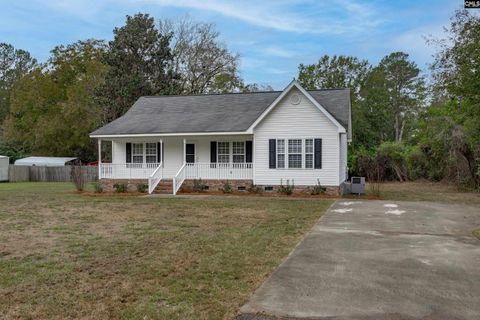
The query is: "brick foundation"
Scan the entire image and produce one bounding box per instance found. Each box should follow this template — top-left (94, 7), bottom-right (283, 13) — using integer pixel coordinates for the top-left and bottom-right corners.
top-left (100, 178), bottom-right (340, 196)
top-left (100, 179), bottom-right (148, 192)
top-left (180, 179), bottom-right (253, 193)
top-left (179, 179), bottom-right (340, 196)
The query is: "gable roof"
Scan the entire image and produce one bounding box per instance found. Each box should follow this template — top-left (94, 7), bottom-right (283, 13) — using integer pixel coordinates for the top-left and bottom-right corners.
top-left (90, 85), bottom-right (351, 137)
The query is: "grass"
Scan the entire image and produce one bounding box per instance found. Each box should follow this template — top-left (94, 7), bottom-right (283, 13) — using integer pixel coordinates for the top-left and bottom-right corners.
top-left (0, 182), bottom-right (332, 319)
top-left (344, 181), bottom-right (480, 205)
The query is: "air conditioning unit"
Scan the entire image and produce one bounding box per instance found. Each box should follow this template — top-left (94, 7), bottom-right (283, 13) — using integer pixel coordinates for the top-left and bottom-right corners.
top-left (351, 177), bottom-right (365, 194)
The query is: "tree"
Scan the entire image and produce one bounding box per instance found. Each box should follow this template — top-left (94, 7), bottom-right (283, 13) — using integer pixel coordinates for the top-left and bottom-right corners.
top-left (2, 39), bottom-right (108, 161)
top-left (298, 55), bottom-right (369, 96)
top-left (160, 17), bottom-right (241, 94)
top-left (360, 52), bottom-right (426, 143)
top-left (421, 10), bottom-right (480, 188)
top-left (97, 13), bottom-right (177, 123)
top-left (240, 83), bottom-right (274, 92)
top-left (298, 55), bottom-right (375, 148)
top-left (0, 43), bottom-right (37, 123)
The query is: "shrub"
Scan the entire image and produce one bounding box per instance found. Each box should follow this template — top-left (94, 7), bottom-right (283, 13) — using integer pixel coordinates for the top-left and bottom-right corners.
top-left (71, 165), bottom-right (87, 191)
top-left (113, 183), bottom-right (127, 193)
top-left (92, 182), bottom-right (103, 193)
top-left (136, 183), bottom-right (148, 193)
top-left (247, 183), bottom-right (262, 193)
top-left (309, 179), bottom-right (327, 195)
top-left (376, 142), bottom-right (408, 181)
top-left (278, 179), bottom-right (295, 195)
top-left (192, 179), bottom-right (208, 192)
top-left (221, 180), bottom-right (233, 193)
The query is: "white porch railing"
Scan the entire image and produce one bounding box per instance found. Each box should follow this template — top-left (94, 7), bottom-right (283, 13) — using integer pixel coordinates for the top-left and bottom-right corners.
top-left (185, 163), bottom-right (253, 180)
top-left (148, 162), bottom-right (163, 194)
top-left (99, 163), bottom-right (161, 179)
top-left (173, 163), bottom-right (186, 195)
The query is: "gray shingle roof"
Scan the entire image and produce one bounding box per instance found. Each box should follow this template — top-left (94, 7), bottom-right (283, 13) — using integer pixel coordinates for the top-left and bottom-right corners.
top-left (90, 88), bottom-right (351, 136)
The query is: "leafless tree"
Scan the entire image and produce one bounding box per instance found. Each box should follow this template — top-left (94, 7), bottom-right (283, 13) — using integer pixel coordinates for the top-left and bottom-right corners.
top-left (160, 17), bottom-right (241, 94)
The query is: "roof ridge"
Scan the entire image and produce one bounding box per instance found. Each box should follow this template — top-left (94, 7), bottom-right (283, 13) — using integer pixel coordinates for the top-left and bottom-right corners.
top-left (140, 88), bottom-right (349, 99)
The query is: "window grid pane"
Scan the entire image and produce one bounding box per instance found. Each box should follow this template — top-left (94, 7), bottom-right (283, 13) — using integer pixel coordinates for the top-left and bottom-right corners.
top-left (305, 139), bottom-right (313, 168)
top-left (145, 143), bottom-right (157, 163)
top-left (232, 141), bottom-right (245, 163)
top-left (233, 155), bottom-right (245, 163)
top-left (305, 154), bottom-right (313, 168)
top-left (132, 143), bottom-right (143, 163)
top-left (305, 139), bottom-right (313, 153)
top-left (217, 142), bottom-right (230, 163)
top-left (288, 154), bottom-right (302, 168)
top-left (277, 154), bottom-right (285, 168)
top-left (277, 139), bottom-right (285, 153)
top-left (288, 139), bottom-right (302, 153)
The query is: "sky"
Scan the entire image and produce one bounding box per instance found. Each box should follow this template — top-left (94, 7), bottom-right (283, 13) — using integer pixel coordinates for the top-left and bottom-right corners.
top-left (0, 0), bottom-right (469, 89)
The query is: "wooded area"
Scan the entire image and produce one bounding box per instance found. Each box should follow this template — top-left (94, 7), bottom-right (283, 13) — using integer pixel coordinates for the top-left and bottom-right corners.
top-left (0, 10), bottom-right (478, 189)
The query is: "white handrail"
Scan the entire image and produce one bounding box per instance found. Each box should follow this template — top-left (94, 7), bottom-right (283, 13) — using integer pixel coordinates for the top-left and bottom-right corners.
top-left (173, 163), bottom-right (186, 195)
top-left (99, 163), bottom-right (161, 179)
top-left (184, 162), bottom-right (253, 180)
top-left (148, 162), bottom-right (163, 194)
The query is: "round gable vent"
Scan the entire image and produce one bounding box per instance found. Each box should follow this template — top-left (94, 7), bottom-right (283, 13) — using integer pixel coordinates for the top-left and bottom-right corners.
top-left (290, 94), bottom-right (301, 105)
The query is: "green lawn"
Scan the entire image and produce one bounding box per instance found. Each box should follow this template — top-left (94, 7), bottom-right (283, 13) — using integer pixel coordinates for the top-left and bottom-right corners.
top-left (0, 182), bottom-right (331, 319)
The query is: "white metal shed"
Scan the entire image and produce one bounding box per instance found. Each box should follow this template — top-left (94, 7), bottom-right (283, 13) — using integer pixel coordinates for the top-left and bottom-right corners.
top-left (0, 156), bottom-right (9, 181)
top-left (14, 156), bottom-right (77, 167)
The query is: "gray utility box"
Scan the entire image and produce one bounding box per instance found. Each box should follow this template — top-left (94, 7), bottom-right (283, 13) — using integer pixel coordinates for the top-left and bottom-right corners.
top-left (351, 177), bottom-right (366, 194)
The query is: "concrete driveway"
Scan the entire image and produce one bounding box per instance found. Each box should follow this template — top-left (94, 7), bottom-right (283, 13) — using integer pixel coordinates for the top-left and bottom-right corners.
top-left (239, 200), bottom-right (480, 320)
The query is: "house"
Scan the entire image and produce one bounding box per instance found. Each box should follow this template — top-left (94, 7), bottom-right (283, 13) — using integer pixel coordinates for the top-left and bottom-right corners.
top-left (89, 80), bottom-right (351, 195)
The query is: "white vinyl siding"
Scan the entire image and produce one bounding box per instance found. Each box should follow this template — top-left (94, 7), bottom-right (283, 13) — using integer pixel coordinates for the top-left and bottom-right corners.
top-left (253, 87), bottom-right (341, 186)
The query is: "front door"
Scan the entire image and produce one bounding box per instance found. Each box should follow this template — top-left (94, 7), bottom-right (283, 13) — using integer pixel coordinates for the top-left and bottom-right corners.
top-left (185, 143), bottom-right (195, 163)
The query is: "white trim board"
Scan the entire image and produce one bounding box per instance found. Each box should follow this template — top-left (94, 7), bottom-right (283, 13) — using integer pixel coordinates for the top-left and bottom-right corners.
top-left (90, 131), bottom-right (252, 139)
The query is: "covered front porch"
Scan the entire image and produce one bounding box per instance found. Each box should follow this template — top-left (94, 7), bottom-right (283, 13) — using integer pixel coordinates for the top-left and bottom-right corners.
top-left (97, 134), bottom-right (254, 194)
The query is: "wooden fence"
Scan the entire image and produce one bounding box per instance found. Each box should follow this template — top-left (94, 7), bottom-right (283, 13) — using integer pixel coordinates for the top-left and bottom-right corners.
top-left (8, 165), bottom-right (98, 182)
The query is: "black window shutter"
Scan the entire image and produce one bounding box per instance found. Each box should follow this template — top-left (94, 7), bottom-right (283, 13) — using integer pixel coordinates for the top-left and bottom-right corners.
top-left (157, 142), bottom-right (161, 163)
top-left (269, 139), bottom-right (276, 169)
top-left (246, 141), bottom-right (253, 163)
top-left (126, 143), bottom-right (132, 163)
top-left (210, 141), bottom-right (217, 163)
top-left (314, 139), bottom-right (322, 169)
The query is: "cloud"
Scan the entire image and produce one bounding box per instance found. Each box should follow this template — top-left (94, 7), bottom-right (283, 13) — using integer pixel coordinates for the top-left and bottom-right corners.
top-left (260, 47), bottom-right (297, 58)
top-left (139, 0), bottom-right (384, 35)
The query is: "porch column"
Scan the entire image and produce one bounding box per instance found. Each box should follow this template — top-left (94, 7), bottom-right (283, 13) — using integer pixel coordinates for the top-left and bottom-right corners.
top-left (97, 139), bottom-right (102, 178)
top-left (183, 138), bottom-right (186, 164)
top-left (160, 139), bottom-right (163, 167)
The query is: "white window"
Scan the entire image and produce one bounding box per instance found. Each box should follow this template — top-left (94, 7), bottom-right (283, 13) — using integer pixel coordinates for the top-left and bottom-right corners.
top-left (145, 143), bottom-right (157, 163)
top-left (305, 139), bottom-right (313, 169)
top-left (277, 139), bottom-right (285, 168)
top-left (132, 143), bottom-right (143, 163)
top-left (288, 139), bottom-right (302, 168)
top-left (217, 142), bottom-right (230, 163)
top-left (232, 141), bottom-right (245, 163)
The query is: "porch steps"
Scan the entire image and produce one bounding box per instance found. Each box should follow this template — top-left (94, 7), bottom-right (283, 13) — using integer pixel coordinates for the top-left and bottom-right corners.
top-left (154, 179), bottom-right (174, 194)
